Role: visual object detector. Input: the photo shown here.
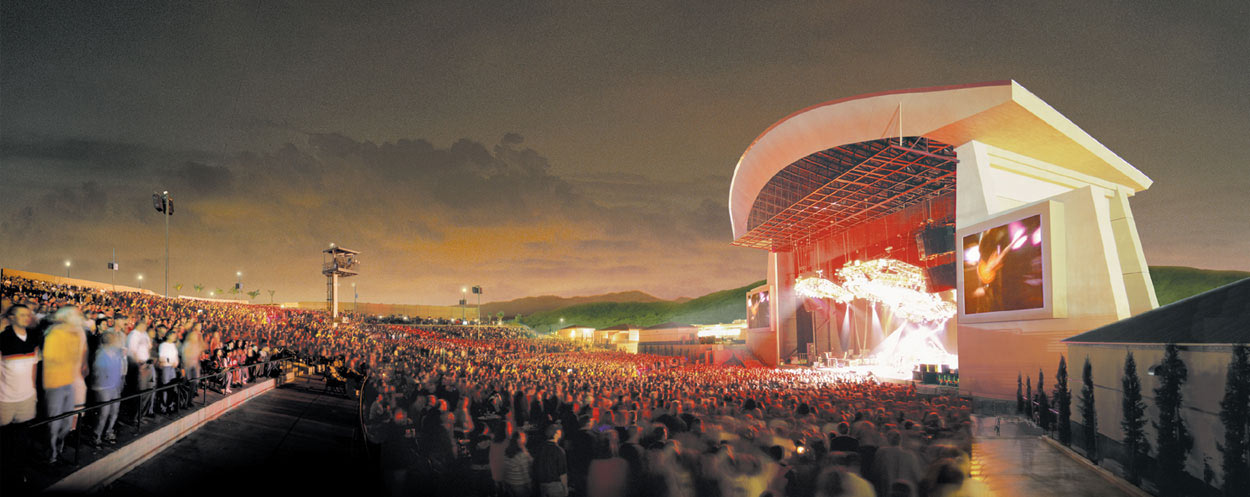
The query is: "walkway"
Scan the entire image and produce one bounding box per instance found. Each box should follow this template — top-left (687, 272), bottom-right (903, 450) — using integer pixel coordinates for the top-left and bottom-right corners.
top-left (5, 370), bottom-right (278, 494)
top-left (99, 375), bottom-right (375, 495)
top-left (969, 415), bottom-right (1138, 497)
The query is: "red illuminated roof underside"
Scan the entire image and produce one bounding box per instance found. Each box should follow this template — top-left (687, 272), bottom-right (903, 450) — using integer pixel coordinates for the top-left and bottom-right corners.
top-left (733, 137), bottom-right (957, 251)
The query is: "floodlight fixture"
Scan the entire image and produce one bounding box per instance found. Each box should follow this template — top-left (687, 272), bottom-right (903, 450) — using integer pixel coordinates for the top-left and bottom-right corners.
top-left (152, 191), bottom-right (174, 297)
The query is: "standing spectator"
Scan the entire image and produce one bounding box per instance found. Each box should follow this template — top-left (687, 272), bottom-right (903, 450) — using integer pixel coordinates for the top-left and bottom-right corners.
top-left (42, 306), bottom-right (86, 462)
top-left (421, 411), bottom-right (459, 487)
top-left (503, 431), bottom-right (533, 497)
top-left (126, 320), bottom-right (155, 423)
top-left (564, 415), bottom-right (596, 496)
top-left (69, 309), bottom-right (89, 432)
top-left (216, 349), bottom-right (233, 394)
top-left (0, 304), bottom-right (39, 426)
top-left (490, 421), bottom-right (514, 495)
top-left (829, 422), bottom-right (859, 452)
top-left (468, 423), bottom-right (496, 496)
top-left (157, 331), bottom-right (180, 413)
top-left (586, 432), bottom-right (628, 497)
top-left (89, 330), bottom-right (126, 445)
top-left (0, 303), bottom-right (40, 488)
top-left (535, 424), bottom-right (569, 497)
top-left (181, 324), bottom-right (205, 392)
top-left (870, 430), bottom-right (924, 497)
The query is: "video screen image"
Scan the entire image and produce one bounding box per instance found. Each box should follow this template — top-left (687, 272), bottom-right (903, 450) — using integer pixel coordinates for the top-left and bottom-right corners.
top-left (748, 290), bottom-right (770, 328)
top-left (962, 214), bottom-right (1044, 314)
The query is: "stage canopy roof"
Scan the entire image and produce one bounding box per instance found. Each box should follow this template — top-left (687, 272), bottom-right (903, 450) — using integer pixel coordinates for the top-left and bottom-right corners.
top-left (735, 136), bottom-right (956, 250)
top-left (729, 80), bottom-right (1153, 249)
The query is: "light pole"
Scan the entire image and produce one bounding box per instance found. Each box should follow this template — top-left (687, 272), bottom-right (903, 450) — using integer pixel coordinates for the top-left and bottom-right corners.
top-left (472, 286), bottom-right (482, 323)
top-left (108, 249), bottom-right (118, 290)
top-left (461, 287), bottom-right (468, 321)
top-left (152, 191), bottom-right (174, 297)
top-left (64, 260), bottom-right (71, 278)
top-left (137, 274), bottom-right (144, 291)
top-left (352, 282), bottom-right (357, 313)
top-left (236, 271), bottom-right (242, 296)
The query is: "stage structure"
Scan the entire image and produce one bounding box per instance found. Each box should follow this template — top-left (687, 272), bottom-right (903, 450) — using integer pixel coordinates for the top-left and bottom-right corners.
top-left (729, 81), bottom-right (1157, 400)
top-left (322, 244), bottom-right (360, 318)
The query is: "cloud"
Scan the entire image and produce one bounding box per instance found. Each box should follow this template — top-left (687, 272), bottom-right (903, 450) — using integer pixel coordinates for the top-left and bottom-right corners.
top-left (0, 135), bottom-right (218, 175)
top-left (0, 131), bottom-right (763, 303)
top-left (171, 162), bottom-right (234, 195)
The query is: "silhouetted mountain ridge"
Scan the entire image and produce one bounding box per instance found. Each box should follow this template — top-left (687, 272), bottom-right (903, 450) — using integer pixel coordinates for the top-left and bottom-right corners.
top-left (514, 266), bottom-right (1247, 331)
top-left (481, 290), bottom-right (682, 317)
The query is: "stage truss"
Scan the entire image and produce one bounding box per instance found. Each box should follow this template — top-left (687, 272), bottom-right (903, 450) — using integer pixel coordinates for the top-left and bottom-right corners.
top-left (736, 137), bottom-right (957, 251)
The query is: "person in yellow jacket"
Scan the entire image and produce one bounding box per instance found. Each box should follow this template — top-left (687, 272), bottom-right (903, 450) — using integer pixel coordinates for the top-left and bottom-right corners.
top-left (43, 306), bottom-right (86, 462)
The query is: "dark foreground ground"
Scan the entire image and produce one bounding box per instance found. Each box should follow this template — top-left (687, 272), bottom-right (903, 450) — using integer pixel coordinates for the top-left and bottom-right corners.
top-left (93, 375), bottom-right (374, 497)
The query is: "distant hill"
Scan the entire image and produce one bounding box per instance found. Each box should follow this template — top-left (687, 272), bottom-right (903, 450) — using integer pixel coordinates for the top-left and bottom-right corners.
top-left (1149, 266), bottom-right (1250, 306)
top-left (517, 266), bottom-right (1248, 332)
top-left (521, 280), bottom-right (766, 332)
top-left (481, 290), bottom-right (671, 318)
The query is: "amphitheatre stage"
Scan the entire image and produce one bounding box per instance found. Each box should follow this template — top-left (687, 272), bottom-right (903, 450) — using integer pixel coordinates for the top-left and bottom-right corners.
top-left (728, 81), bottom-right (1158, 401)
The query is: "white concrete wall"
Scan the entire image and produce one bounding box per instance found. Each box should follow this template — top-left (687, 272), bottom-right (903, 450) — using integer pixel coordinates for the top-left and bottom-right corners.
top-left (767, 250), bottom-right (799, 365)
top-left (955, 140), bottom-right (1157, 400)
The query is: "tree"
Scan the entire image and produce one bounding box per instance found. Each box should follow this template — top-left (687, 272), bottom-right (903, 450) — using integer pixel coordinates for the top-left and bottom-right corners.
top-left (1154, 343), bottom-right (1193, 497)
top-left (1080, 356), bottom-right (1099, 462)
top-left (1026, 376), bottom-right (1033, 419)
top-left (1122, 351), bottom-right (1150, 485)
top-left (247, 289), bottom-right (261, 301)
top-left (1219, 345), bottom-right (1250, 497)
top-left (268, 289), bottom-right (276, 304)
top-left (1055, 355), bottom-right (1072, 445)
top-left (215, 288), bottom-right (224, 297)
top-left (1017, 372), bottom-right (1025, 414)
top-left (174, 283), bottom-right (184, 294)
top-left (194, 283), bottom-right (204, 296)
top-left (1038, 369), bottom-right (1051, 430)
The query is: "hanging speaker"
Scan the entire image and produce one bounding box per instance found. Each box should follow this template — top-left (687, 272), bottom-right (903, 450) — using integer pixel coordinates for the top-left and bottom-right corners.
top-left (917, 224), bottom-right (955, 259)
top-left (925, 263), bottom-right (957, 293)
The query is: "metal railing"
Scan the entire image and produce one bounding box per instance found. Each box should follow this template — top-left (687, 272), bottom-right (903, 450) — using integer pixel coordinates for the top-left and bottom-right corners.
top-left (357, 372), bottom-right (379, 461)
top-left (12, 357), bottom-right (301, 467)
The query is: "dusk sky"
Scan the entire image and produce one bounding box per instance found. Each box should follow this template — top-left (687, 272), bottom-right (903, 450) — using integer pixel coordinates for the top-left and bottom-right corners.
top-left (2, 2), bottom-right (1247, 305)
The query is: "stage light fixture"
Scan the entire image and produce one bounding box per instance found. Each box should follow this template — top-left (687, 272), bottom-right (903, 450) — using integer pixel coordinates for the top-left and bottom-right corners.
top-left (796, 258), bottom-right (955, 323)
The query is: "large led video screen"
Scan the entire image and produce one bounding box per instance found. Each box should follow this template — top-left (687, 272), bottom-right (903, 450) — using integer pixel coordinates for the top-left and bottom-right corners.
top-left (747, 290), bottom-right (770, 329)
top-left (962, 214), bottom-right (1044, 314)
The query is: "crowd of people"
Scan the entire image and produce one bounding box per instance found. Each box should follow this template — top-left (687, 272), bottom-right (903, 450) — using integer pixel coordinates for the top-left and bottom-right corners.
top-left (0, 276), bottom-right (348, 467)
top-left (358, 332), bottom-right (983, 497)
top-left (2, 274), bottom-right (986, 496)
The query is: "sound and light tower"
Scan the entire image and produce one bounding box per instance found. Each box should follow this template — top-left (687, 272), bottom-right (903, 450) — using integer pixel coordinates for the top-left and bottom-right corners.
top-left (322, 244), bottom-right (360, 319)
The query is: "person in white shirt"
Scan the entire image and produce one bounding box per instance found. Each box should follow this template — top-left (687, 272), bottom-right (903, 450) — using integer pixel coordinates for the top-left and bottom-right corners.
top-left (125, 319), bottom-right (155, 422)
top-left (0, 304), bottom-right (39, 426)
top-left (157, 330), bottom-right (181, 413)
top-left (126, 319), bottom-right (150, 365)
